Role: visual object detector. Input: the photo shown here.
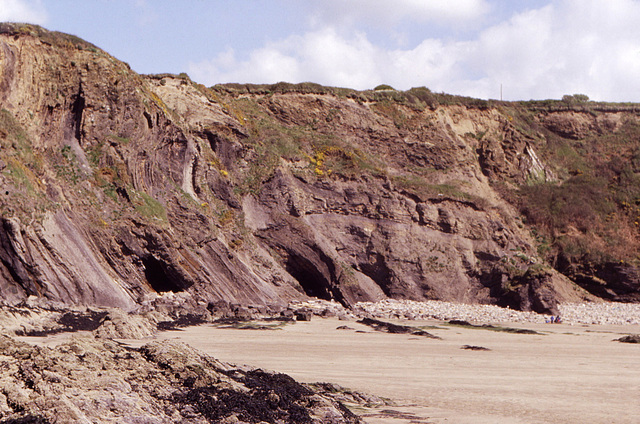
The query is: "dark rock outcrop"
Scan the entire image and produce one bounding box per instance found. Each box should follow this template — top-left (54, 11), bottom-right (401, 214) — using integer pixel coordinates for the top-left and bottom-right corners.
top-left (358, 317), bottom-right (440, 339)
top-left (615, 334), bottom-right (640, 343)
top-left (569, 262), bottom-right (640, 302)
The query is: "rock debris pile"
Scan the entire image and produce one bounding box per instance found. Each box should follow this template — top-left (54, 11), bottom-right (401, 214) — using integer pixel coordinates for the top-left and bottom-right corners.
top-left (353, 299), bottom-right (640, 325)
top-left (354, 299), bottom-right (545, 323)
top-left (287, 299), bottom-right (357, 320)
top-left (559, 302), bottom-right (640, 325)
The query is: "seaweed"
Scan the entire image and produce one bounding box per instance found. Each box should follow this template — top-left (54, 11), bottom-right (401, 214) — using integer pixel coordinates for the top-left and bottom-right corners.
top-left (358, 318), bottom-right (441, 339)
top-left (175, 370), bottom-right (315, 423)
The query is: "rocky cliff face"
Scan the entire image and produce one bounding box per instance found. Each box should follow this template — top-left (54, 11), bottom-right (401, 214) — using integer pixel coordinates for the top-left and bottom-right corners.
top-left (1, 24), bottom-right (637, 315)
top-left (0, 24), bottom-right (306, 312)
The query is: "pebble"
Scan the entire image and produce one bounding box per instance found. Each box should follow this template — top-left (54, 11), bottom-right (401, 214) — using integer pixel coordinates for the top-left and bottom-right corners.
top-left (351, 299), bottom-right (640, 326)
top-left (559, 302), bottom-right (640, 326)
top-left (285, 298), bottom-right (640, 326)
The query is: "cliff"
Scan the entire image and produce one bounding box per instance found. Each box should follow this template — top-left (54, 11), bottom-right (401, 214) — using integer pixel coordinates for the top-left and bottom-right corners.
top-left (1, 24), bottom-right (637, 315)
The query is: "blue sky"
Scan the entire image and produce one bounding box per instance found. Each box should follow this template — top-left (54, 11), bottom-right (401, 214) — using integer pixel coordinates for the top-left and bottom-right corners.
top-left (2, 0), bottom-right (640, 101)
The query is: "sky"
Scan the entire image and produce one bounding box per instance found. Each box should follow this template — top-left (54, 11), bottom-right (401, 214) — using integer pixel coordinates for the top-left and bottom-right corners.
top-left (2, 0), bottom-right (640, 101)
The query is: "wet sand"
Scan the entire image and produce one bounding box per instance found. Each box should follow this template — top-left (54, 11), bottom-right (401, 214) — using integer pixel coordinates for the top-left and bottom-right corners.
top-left (121, 318), bottom-right (640, 424)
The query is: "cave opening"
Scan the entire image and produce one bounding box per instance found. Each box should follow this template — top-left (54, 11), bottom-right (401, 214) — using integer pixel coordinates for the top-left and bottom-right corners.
top-left (142, 255), bottom-right (185, 293)
top-left (285, 253), bottom-right (334, 301)
top-left (203, 130), bottom-right (222, 152)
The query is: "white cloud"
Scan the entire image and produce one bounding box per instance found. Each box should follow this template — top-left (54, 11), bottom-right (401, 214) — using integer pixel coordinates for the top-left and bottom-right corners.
top-left (468, 0), bottom-right (640, 101)
top-left (310, 0), bottom-right (490, 28)
top-left (189, 28), bottom-right (381, 89)
top-left (0, 0), bottom-right (47, 24)
top-left (189, 0), bottom-right (640, 102)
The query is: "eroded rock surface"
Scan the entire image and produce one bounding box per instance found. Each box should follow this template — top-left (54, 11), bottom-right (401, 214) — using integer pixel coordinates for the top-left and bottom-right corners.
top-left (0, 335), bottom-right (362, 423)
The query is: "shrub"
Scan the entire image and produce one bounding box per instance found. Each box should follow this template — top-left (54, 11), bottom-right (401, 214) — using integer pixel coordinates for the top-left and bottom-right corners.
top-left (562, 94), bottom-right (590, 105)
top-left (519, 175), bottom-right (614, 233)
top-left (130, 189), bottom-right (167, 222)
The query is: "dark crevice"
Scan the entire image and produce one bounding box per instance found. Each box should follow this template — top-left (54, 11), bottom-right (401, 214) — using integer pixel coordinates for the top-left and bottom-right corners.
top-left (285, 253), bottom-right (333, 300)
top-left (141, 255), bottom-right (188, 293)
top-left (143, 111), bottom-right (153, 129)
top-left (429, 196), bottom-right (483, 211)
top-left (203, 130), bottom-right (222, 152)
top-left (358, 253), bottom-right (393, 296)
top-left (199, 128), bottom-right (240, 171)
top-left (116, 187), bottom-right (130, 202)
top-left (192, 155), bottom-right (201, 195)
top-left (474, 251), bottom-right (501, 262)
top-left (0, 219), bottom-right (35, 294)
top-left (70, 87), bottom-right (85, 142)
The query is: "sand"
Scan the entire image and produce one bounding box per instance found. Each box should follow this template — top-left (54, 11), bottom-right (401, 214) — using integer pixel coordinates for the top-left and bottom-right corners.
top-left (118, 318), bottom-right (640, 424)
top-left (17, 315), bottom-right (640, 423)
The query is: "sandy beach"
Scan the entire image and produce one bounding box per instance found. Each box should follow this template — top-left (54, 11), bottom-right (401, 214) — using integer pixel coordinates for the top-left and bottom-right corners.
top-left (117, 317), bottom-right (640, 424)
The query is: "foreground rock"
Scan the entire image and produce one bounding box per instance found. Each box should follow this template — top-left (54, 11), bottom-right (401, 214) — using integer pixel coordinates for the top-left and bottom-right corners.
top-left (0, 334), bottom-right (361, 423)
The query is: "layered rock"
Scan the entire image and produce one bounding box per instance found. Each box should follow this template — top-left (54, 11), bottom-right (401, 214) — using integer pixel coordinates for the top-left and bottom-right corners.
top-left (0, 24), bottom-right (304, 310)
top-left (0, 24), bottom-right (634, 316)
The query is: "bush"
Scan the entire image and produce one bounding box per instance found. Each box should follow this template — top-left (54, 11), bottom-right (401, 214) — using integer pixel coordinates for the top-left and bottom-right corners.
top-left (519, 175), bottom-right (614, 233)
top-left (562, 94), bottom-right (590, 105)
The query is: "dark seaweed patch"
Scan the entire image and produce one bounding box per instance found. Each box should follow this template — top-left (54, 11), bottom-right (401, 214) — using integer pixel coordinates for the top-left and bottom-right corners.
top-left (358, 318), bottom-right (441, 339)
top-left (0, 415), bottom-right (50, 424)
top-left (157, 314), bottom-right (207, 330)
top-left (174, 369), bottom-right (315, 423)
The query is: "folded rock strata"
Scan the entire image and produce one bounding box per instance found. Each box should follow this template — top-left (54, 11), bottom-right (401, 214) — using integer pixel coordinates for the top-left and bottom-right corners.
top-left (0, 24), bottom-right (635, 316)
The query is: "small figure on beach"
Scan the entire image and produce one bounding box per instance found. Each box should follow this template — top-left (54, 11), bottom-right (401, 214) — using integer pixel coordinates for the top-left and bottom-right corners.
top-left (554, 315), bottom-right (562, 324)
